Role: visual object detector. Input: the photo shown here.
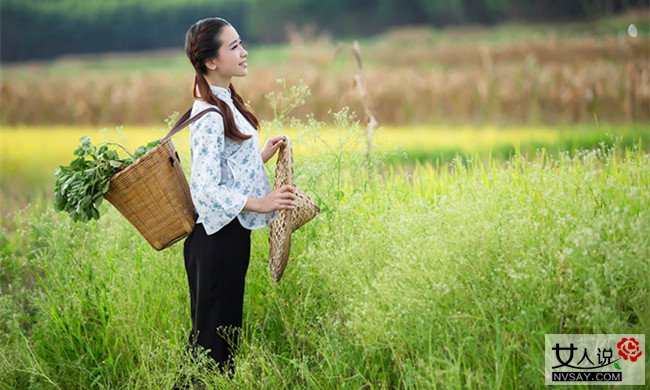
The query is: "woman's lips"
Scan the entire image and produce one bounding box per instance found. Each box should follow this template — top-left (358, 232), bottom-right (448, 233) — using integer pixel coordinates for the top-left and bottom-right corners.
top-left (240, 61), bottom-right (248, 68)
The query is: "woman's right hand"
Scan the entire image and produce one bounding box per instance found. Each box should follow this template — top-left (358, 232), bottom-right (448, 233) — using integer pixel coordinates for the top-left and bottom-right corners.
top-left (256, 185), bottom-right (297, 213)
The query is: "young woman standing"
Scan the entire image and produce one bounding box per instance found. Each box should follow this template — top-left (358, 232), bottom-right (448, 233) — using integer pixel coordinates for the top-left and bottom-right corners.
top-left (182, 17), bottom-right (297, 374)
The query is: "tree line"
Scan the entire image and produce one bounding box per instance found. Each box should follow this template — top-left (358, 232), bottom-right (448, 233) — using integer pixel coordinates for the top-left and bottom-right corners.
top-left (1, 0), bottom-right (646, 62)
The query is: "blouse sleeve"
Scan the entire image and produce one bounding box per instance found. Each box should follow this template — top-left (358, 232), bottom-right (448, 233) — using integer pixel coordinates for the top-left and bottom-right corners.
top-left (189, 111), bottom-right (248, 231)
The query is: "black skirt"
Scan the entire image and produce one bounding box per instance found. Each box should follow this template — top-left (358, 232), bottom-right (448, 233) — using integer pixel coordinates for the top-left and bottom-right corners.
top-left (182, 215), bottom-right (252, 372)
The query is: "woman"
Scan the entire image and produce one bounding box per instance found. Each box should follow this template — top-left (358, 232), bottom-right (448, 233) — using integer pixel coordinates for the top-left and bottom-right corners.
top-left (182, 17), bottom-right (297, 374)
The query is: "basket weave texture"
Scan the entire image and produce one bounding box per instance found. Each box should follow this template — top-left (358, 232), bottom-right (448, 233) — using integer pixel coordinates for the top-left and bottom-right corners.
top-left (104, 137), bottom-right (196, 250)
top-left (269, 136), bottom-right (320, 281)
top-left (102, 107), bottom-right (219, 251)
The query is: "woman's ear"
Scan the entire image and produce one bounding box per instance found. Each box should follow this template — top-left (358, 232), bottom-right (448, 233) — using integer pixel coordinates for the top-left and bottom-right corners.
top-left (205, 57), bottom-right (219, 71)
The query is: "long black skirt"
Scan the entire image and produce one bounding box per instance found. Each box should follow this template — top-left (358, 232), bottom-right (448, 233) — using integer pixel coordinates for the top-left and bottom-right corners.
top-left (182, 215), bottom-right (251, 373)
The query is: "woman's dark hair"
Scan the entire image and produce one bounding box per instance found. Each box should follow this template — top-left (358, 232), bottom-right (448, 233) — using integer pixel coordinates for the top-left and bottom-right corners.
top-left (184, 17), bottom-right (259, 141)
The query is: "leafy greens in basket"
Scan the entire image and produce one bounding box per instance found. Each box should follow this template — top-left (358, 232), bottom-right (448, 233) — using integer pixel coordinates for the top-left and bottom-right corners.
top-left (54, 136), bottom-right (160, 222)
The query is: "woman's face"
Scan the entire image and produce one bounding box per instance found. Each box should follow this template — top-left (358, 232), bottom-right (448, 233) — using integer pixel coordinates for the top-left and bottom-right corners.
top-left (209, 24), bottom-right (248, 78)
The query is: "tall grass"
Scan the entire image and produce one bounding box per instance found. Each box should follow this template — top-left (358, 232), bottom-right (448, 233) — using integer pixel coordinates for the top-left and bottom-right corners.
top-left (1, 106), bottom-right (648, 388)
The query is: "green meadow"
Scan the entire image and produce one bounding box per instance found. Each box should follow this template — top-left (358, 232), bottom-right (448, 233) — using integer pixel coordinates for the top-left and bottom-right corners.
top-left (1, 10), bottom-right (649, 387)
top-left (1, 113), bottom-right (649, 387)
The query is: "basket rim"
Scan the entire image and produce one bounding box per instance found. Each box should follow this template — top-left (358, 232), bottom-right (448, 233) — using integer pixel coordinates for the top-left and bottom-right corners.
top-left (109, 137), bottom-right (172, 182)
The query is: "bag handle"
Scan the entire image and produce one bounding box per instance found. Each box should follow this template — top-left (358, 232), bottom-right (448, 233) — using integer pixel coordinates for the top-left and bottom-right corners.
top-left (161, 107), bottom-right (221, 142)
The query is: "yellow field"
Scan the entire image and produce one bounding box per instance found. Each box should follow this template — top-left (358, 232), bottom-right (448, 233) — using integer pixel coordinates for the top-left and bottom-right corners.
top-left (1, 124), bottom-right (566, 179)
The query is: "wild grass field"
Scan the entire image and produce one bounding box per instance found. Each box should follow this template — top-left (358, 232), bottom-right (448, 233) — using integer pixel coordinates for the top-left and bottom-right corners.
top-left (1, 10), bottom-right (649, 389)
top-left (1, 127), bottom-right (648, 388)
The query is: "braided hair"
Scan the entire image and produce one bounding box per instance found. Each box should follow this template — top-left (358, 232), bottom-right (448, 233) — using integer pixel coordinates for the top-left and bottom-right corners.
top-left (184, 17), bottom-right (260, 141)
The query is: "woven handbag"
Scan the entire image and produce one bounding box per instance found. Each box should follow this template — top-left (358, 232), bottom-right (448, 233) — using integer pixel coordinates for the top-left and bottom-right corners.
top-left (104, 107), bottom-right (218, 250)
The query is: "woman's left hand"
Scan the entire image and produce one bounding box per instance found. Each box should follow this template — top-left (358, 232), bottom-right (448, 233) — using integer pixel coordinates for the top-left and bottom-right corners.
top-left (261, 135), bottom-right (287, 164)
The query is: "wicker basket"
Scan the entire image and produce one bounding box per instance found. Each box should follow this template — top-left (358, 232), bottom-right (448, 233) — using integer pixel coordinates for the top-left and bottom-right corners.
top-left (104, 107), bottom-right (219, 251)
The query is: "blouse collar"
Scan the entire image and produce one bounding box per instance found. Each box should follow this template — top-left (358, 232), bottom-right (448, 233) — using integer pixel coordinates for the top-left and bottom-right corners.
top-left (209, 84), bottom-right (232, 103)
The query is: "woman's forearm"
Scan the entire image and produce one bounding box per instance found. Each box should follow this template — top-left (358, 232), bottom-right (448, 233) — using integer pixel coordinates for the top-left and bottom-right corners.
top-left (243, 197), bottom-right (260, 212)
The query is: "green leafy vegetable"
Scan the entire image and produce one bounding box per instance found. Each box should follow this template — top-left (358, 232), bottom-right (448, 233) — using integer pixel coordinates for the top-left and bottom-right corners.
top-left (54, 136), bottom-right (160, 222)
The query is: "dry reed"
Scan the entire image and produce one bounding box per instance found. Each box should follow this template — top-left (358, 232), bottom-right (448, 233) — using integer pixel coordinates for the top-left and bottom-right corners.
top-left (1, 24), bottom-right (647, 125)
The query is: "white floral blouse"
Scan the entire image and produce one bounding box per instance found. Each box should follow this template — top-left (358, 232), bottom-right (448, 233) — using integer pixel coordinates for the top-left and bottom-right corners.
top-left (188, 84), bottom-right (277, 235)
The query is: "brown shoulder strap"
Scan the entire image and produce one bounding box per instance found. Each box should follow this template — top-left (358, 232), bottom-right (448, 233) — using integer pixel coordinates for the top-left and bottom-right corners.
top-left (161, 107), bottom-right (221, 142)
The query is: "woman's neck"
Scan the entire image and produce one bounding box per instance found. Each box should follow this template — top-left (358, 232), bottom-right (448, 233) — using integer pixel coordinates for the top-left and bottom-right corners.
top-left (204, 71), bottom-right (231, 89)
